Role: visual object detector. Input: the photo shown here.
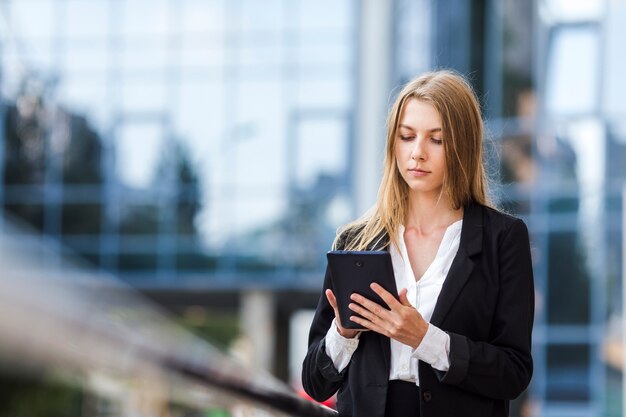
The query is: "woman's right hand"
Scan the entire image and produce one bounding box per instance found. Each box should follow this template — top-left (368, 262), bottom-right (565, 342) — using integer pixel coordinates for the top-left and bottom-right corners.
top-left (325, 289), bottom-right (360, 338)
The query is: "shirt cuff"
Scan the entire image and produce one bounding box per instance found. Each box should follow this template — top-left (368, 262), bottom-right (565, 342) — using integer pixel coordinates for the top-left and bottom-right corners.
top-left (324, 319), bottom-right (360, 373)
top-left (411, 323), bottom-right (450, 371)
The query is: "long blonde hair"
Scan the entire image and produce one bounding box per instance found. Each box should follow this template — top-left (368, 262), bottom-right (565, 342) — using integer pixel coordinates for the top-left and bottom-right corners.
top-left (335, 70), bottom-right (490, 251)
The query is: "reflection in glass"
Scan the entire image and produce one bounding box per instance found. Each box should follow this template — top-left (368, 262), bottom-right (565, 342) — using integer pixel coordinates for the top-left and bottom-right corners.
top-left (546, 344), bottom-right (590, 402)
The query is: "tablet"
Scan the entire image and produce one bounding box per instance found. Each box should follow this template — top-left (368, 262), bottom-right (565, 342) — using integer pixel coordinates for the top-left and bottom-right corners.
top-left (327, 250), bottom-right (398, 330)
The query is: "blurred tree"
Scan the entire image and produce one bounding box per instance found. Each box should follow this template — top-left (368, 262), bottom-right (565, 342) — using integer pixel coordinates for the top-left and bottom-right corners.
top-left (2, 76), bottom-right (206, 273)
top-left (2, 79), bottom-right (105, 240)
top-left (117, 139), bottom-right (205, 271)
top-left (60, 112), bottom-right (104, 236)
top-left (2, 77), bottom-right (103, 185)
top-left (3, 98), bottom-right (46, 185)
top-left (171, 140), bottom-right (202, 236)
top-left (0, 373), bottom-right (83, 417)
top-left (61, 113), bottom-right (103, 184)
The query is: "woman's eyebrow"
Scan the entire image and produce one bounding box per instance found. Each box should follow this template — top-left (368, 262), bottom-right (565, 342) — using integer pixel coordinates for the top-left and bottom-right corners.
top-left (398, 124), bottom-right (442, 133)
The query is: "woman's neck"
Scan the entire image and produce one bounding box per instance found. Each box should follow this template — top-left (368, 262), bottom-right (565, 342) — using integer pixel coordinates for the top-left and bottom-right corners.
top-left (405, 192), bottom-right (463, 235)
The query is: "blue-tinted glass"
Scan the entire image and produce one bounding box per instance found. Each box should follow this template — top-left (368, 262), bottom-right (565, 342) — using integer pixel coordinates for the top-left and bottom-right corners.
top-left (117, 122), bottom-right (166, 188)
top-left (65, 0), bottom-right (110, 39)
top-left (546, 26), bottom-right (599, 116)
top-left (9, 0), bottom-right (56, 39)
top-left (546, 344), bottom-right (590, 402)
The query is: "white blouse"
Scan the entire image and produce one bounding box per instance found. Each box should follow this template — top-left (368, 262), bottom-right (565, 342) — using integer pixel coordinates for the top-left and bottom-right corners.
top-left (325, 220), bottom-right (463, 386)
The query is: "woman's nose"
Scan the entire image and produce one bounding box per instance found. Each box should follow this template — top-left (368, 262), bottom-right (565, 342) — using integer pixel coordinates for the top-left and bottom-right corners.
top-left (410, 138), bottom-right (426, 161)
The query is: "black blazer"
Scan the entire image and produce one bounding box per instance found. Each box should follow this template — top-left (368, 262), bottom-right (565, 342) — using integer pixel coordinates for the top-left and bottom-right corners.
top-left (302, 203), bottom-right (534, 417)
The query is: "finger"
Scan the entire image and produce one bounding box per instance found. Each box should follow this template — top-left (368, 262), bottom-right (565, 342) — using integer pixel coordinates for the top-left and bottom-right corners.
top-left (398, 288), bottom-right (412, 306)
top-left (370, 282), bottom-right (402, 309)
top-left (348, 302), bottom-right (379, 323)
top-left (349, 315), bottom-right (388, 336)
top-left (350, 293), bottom-right (391, 320)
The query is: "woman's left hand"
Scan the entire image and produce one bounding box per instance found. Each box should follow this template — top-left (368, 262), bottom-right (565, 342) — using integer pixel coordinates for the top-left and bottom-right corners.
top-left (348, 283), bottom-right (429, 349)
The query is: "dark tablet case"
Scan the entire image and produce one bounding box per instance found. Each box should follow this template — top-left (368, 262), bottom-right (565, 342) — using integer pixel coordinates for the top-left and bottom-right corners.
top-left (326, 250), bottom-right (398, 330)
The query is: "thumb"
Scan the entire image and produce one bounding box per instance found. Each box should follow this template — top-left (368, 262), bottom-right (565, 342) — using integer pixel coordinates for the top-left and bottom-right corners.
top-left (325, 289), bottom-right (340, 313)
top-left (398, 288), bottom-right (412, 306)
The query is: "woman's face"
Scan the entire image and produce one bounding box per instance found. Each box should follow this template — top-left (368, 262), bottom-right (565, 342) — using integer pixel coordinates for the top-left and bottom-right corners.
top-left (394, 98), bottom-right (446, 198)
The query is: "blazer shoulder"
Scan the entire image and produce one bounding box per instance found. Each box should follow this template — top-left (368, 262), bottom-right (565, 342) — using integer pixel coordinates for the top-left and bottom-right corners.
top-left (480, 204), bottom-right (528, 236)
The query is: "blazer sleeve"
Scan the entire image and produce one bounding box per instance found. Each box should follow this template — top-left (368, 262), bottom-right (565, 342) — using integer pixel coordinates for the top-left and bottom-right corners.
top-left (436, 218), bottom-right (535, 400)
top-left (301, 264), bottom-right (349, 401)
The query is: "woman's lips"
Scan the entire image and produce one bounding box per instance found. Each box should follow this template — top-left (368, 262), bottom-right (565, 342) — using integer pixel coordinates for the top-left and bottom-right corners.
top-left (408, 168), bottom-right (430, 177)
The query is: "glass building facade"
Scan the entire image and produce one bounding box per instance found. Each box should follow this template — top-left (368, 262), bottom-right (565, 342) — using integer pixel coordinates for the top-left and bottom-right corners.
top-left (1, 0), bottom-right (625, 416)
top-left (1, 0), bottom-right (358, 288)
top-left (392, 1), bottom-right (625, 415)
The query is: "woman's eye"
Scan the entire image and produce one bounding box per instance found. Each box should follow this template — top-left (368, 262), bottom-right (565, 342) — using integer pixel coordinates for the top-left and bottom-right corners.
top-left (431, 138), bottom-right (443, 144)
top-left (400, 136), bottom-right (414, 141)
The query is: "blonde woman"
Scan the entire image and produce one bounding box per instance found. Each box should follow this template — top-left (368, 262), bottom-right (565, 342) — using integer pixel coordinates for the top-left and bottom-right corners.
top-left (302, 70), bottom-right (534, 417)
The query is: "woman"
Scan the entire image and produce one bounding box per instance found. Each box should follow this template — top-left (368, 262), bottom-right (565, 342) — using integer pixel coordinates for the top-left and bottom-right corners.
top-left (302, 70), bottom-right (534, 417)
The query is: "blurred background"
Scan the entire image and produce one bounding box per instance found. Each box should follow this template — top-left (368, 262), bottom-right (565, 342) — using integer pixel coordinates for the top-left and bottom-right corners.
top-left (0, 0), bottom-right (625, 416)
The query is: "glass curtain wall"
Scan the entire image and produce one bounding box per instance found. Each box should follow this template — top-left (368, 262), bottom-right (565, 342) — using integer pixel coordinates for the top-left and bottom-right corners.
top-left (393, 0), bottom-right (624, 416)
top-left (0, 0), bottom-right (358, 289)
top-left (536, 1), bottom-right (624, 416)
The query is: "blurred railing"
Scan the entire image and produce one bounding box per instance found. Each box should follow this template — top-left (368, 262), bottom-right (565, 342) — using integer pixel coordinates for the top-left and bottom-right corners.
top-left (0, 215), bottom-right (336, 417)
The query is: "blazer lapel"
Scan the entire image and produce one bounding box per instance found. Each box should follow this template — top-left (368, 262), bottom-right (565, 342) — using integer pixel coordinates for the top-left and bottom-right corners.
top-left (430, 202), bottom-right (483, 327)
top-left (369, 232), bottom-right (392, 374)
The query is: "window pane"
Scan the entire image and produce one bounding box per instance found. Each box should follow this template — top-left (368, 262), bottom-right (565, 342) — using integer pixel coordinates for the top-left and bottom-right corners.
top-left (547, 231), bottom-right (590, 324)
top-left (180, 0), bottom-right (226, 34)
top-left (63, 43), bottom-right (109, 74)
top-left (61, 203), bottom-right (102, 234)
top-left (546, 344), bottom-right (590, 402)
top-left (65, 0), bottom-right (110, 39)
top-left (546, 27), bottom-right (599, 116)
top-left (295, 117), bottom-right (347, 189)
top-left (120, 0), bottom-right (170, 38)
top-left (120, 78), bottom-right (167, 112)
top-left (116, 122), bottom-right (165, 188)
top-left (8, 0), bottom-right (56, 39)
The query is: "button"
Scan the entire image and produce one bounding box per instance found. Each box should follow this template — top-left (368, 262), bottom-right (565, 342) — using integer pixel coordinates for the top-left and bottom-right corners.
top-left (422, 390), bottom-right (432, 403)
top-left (401, 364), bottom-right (409, 372)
